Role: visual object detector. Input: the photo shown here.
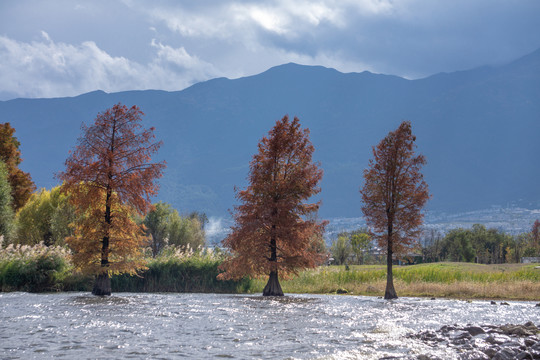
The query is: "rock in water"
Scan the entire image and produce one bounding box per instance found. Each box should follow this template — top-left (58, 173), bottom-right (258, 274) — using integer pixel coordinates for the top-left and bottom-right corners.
top-left (492, 347), bottom-right (518, 360)
top-left (465, 326), bottom-right (486, 336)
top-left (410, 323), bottom-right (540, 359)
top-left (460, 349), bottom-right (489, 360)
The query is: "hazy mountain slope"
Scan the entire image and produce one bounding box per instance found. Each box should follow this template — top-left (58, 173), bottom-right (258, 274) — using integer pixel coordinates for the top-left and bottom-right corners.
top-left (1, 49), bottom-right (539, 217)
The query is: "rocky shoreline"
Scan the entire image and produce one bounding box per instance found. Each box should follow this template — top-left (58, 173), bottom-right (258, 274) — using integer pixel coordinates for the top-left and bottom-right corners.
top-left (409, 322), bottom-right (540, 359)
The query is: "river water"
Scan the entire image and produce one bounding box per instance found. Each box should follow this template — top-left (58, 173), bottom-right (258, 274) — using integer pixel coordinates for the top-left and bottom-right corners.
top-left (0, 292), bottom-right (538, 359)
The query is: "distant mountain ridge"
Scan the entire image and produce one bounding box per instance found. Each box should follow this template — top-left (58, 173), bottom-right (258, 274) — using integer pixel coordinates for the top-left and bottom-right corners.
top-left (1, 48), bottom-right (539, 218)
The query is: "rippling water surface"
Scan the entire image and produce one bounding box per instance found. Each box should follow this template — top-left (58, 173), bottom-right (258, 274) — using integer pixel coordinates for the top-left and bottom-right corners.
top-left (0, 292), bottom-right (538, 359)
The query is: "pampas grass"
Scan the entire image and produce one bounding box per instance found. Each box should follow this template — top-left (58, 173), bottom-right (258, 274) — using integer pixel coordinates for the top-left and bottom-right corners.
top-left (0, 242), bottom-right (72, 292)
top-left (1, 240), bottom-right (538, 300)
top-left (112, 246), bottom-right (251, 293)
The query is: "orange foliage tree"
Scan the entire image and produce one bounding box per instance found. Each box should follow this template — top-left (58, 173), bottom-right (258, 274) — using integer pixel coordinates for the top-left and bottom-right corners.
top-left (218, 115), bottom-right (326, 296)
top-left (58, 103), bottom-right (165, 295)
top-left (0, 123), bottom-right (36, 211)
top-left (360, 121), bottom-right (429, 299)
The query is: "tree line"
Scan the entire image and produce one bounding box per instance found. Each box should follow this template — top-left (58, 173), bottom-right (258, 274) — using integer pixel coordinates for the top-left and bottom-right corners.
top-left (330, 228), bottom-right (373, 265)
top-left (2, 103), bottom-right (538, 299)
top-left (0, 113), bottom-right (207, 295)
top-left (421, 223), bottom-right (540, 264)
top-left (5, 184), bottom-right (206, 254)
top-left (0, 133), bottom-right (206, 256)
top-left (330, 222), bottom-right (540, 266)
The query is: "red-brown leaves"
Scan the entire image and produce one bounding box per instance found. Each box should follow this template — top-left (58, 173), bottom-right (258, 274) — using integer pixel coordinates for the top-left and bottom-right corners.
top-left (59, 104), bottom-right (165, 216)
top-left (66, 190), bottom-right (149, 275)
top-left (360, 121), bottom-right (430, 255)
top-left (219, 116), bottom-right (326, 280)
top-left (58, 103), bottom-right (165, 276)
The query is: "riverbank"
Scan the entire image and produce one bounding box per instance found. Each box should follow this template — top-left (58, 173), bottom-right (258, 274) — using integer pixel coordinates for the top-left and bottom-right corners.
top-left (0, 244), bottom-right (251, 293)
top-left (249, 262), bottom-right (540, 301)
top-left (1, 243), bottom-right (539, 300)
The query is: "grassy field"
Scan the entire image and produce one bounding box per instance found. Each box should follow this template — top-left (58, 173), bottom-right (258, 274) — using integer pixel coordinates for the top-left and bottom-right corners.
top-left (2, 243), bottom-right (539, 300)
top-left (249, 262), bottom-right (540, 300)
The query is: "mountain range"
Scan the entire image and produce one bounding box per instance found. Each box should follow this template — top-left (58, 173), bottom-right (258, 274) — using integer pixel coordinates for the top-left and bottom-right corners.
top-left (1, 48), bottom-right (539, 218)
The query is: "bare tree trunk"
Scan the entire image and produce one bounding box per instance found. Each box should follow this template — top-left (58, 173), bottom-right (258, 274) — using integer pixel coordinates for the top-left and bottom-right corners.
top-left (263, 225), bottom-right (284, 296)
top-left (92, 273), bottom-right (111, 296)
top-left (93, 184), bottom-right (112, 296)
top-left (263, 270), bottom-right (284, 296)
top-left (384, 231), bottom-right (398, 300)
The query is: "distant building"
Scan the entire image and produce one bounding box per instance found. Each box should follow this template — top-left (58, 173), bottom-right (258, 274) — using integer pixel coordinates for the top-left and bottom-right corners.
top-left (521, 257), bottom-right (540, 264)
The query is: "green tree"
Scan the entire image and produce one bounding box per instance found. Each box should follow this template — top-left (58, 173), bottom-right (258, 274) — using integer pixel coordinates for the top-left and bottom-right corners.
top-left (350, 231), bottom-right (371, 264)
top-left (188, 211), bottom-right (208, 229)
top-left (15, 186), bottom-right (76, 246)
top-left (0, 160), bottom-right (14, 242)
top-left (168, 212), bottom-right (206, 250)
top-left (436, 225), bottom-right (515, 264)
top-left (144, 202), bottom-right (173, 257)
top-left (50, 189), bottom-right (77, 246)
top-left (522, 236), bottom-right (539, 257)
top-left (468, 224), bottom-right (513, 264)
top-left (441, 229), bottom-right (475, 262)
top-left (421, 229), bottom-right (443, 263)
top-left (524, 220), bottom-right (540, 257)
top-left (331, 234), bottom-right (352, 265)
top-left (143, 202), bottom-right (207, 256)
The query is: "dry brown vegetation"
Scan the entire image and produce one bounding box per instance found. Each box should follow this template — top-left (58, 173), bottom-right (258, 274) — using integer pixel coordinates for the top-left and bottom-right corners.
top-left (249, 262), bottom-right (540, 300)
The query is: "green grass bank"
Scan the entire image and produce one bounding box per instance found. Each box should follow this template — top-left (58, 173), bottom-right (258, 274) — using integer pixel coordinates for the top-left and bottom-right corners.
top-left (1, 244), bottom-right (539, 300)
top-left (0, 244), bottom-right (250, 293)
top-left (249, 262), bottom-right (540, 300)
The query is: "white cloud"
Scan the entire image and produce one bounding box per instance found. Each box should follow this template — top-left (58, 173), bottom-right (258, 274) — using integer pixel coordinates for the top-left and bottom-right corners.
top-left (0, 34), bottom-right (219, 99)
top-left (347, 0), bottom-right (395, 15)
top-left (247, 6), bottom-right (288, 35)
top-left (235, 1), bottom-right (345, 37)
top-left (40, 30), bottom-right (52, 42)
top-left (151, 39), bottom-right (200, 68)
top-left (146, 0), bottom-right (395, 36)
top-left (1, 0), bottom-right (539, 99)
top-left (148, 1), bottom-right (345, 39)
top-left (132, 1), bottom-right (379, 80)
top-left (149, 7), bottom-right (230, 38)
top-left (126, 0), bottom-right (407, 80)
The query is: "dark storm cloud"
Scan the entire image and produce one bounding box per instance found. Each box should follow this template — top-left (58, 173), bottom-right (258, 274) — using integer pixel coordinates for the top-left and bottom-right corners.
top-left (0, 0), bottom-right (538, 99)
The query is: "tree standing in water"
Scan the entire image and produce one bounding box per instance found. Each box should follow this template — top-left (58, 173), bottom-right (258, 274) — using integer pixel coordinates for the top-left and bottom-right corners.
top-left (219, 115), bottom-right (326, 296)
top-left (58, 103), bottom-right (165, 295)
top-left (360, 121), bottom-right (429, 299)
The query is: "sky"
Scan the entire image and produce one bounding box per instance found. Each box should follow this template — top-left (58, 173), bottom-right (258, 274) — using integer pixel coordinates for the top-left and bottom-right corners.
top-left (1, 0), bottom-right (539, 100)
